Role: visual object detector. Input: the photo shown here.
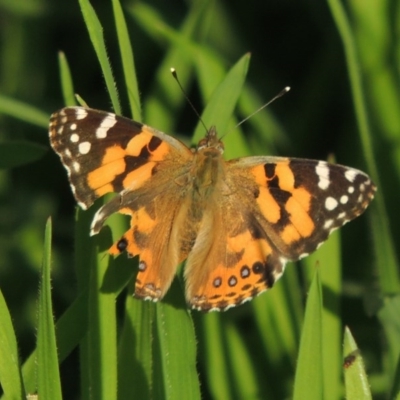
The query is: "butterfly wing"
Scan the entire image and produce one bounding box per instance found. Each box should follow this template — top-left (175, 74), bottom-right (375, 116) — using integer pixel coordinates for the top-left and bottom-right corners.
top-left (49, 106), bottom-right (194, 300)
top-left (186, 156), bottom-right (376, 311)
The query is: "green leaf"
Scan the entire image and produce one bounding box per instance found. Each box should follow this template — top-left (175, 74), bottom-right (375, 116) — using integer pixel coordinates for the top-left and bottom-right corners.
top-left (58, 51), bottom-right (76, 106)
top-left (0, 289), bottom-right (25, 399)
top-left (303, 229), bottom-right (342, 399)
top-left (193, 53), bottom-right (251, 158)
top-left (111, 0), bottom-right (141, 120)
top-left (0, 141), bottom-right (47, 168)
top-left (37, 218), bottom-right (62, 400)
top-left (0, 94), bottom-right (49, 127)
top-left (130, 1), bottom-right (212, 131)
top-left (293, 268), bottom-right (324, 400)
top-left (154, 301), bottom-right (200, 400)
top-left (390, 353), bottom-right (400, 400)
top-left (85, 230), bottom-right (117, 400)
top-left (78, 0), bottom-right (120, 114)
top-left (327, 0), bottom-right (400, 294)
top-left (378, 295), bottom-right (400, 381)
top-left (343, 327), bottom-right (372, 399)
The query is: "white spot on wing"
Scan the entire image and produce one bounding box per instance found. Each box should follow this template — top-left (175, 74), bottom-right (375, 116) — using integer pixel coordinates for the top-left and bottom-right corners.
top-left (72, 161), bottom-right (80, 172)
top-left (78, 141), bottom-right (91, 154)
top-left (345, 169), bottom-right (358, 182)
top-left (75, 108), bottom-right (88, 120)
top-left (340, 195), bottom-right (349, 204)
top-left (70, 133), bottom-right (79, 143)
top-left (325, 196), bottom-right (338, 210)
top-left (315, 161), bottom-right (330, 190)
top-left (70, 123), bottom-right (77, 131)
top-left (348, 186), bottom-right (355, 194)
top-left (324, 219), bottom-right (334, 229)
top-left (96, 114), bottom-right (117, 139)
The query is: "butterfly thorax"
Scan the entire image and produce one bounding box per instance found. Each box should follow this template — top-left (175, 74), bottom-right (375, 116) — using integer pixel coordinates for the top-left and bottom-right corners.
top-left (179, 127), bottom-right (227, 255)
top-left (191, 126), bottom-right (225, 195)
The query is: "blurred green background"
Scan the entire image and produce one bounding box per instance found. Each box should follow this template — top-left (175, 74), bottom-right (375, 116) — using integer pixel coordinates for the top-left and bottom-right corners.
top-left (0, 0), bottom-right (399, 399)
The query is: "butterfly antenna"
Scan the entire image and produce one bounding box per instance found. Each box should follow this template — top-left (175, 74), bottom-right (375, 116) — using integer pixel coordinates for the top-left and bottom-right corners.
top-left (171, 68), bottom-right (209, 133)
top-left (234, 86), bottom-right (291, 130)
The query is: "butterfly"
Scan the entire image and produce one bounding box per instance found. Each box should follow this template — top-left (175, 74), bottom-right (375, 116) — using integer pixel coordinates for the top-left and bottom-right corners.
top-left (49, 106), bottom-right (376, 311)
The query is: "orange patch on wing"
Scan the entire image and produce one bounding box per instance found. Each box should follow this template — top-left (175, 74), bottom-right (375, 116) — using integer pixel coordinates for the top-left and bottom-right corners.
top-left (88, 157), bottom-right (125, 190)
top-left (125, 127), bottom-right (170, 161)
top-left (281, 224), bottom-right (301, 244)
top-left (274, 160), bottom-right (295, 189)
top-left (95, 183), bottom-right (115, 198)
top-left (292, 187), bottom-right (312, 211)
top-left (256, 187), bottom-right (281, 224)
top-left (286, 192), bottom-right (314, 238)
top-left (227, 232), bottom-right (273, 265)
top-left (102, 145), bottom-right (126, 164)
top-left (122, 162), bottom-right (156, 191)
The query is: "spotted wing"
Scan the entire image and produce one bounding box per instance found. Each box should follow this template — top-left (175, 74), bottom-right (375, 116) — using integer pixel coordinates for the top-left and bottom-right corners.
top-left (49, 106), bottom-right (192, 209)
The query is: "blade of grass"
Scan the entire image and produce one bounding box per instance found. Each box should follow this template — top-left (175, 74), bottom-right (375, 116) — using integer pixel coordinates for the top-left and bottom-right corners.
top-left (85, 229), bottom-right (117, 400)
top-left (155, 301), bottom-right (200, 400)
top-left (0, 289), bottom-right (25, 399)
top-left (78, 0), bottom-right (120, 114)
top-left (343, 327), bottom-right (372, 399)
top-left (225, 322), bottom-right (267, 399)
top-left (118, 296), bottom-right (155, 399)
top-left (130, 0), bottom-right (212, 131)
top-left (252, 267), bottom-right (302, 372)
top-left (37, 218), bottom-right (62, 400)
top-left (193, 53), bottom-right (250, 147)
top-left (0, 94), bottom-right (49, 127)
top-left (22, 290), bottom-right (89, 395)
top-left (293, 268), bottom-right (324, 400)
top-left (111, 0), bottom-right (141, 120)
top-left (377, 295), bottom-right (400, 383)
top-left (303, 229), bottom-right (342, 400)
top-left (327, 0), bottom-right (400, 294)
top-left (58, 51), bottom-right (76, 106)
top-left (389, 353), bottom-right (400, 400)
top-left (201, 313), bottom-right (234, 399)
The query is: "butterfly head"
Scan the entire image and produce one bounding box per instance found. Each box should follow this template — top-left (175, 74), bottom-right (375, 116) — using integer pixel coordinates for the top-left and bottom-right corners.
top-left (197, 126), bottom-right (224, 154)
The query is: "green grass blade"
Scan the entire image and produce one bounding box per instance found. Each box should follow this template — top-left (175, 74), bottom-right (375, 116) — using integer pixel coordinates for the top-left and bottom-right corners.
top-left (293, 268), bottom-right (324, 400)
top-left (378, 295), bottom-right (400, 383)
top-left (58, 51), bottom-right (76, 106)
top-left (193, 53), bottom-right (250, 145)
top-left (201, 313), bottom-right (233, 399)
top-left (252, 268), bottom-right (302, 372)
top-left (155, 302), bottom-right (200, 400)
top-left (130, 1), bottom-right (212, 130)
top-left (327, 0), bottom-right (400, 294)
top-left (22, 290), bottom-right (89, 395)
top-left (85, 231), bottom-right (117, 400)
top-left (118, 297), bottom-right (155, 399)
top-left (37, 218), bottom-right (62, 400)
top-left (78, 0), bottom-right (120, 114)
top-left (0, 289), bottom-right (25, 399)
top-left (0, 94), bottom-right (48, 127)
top-left (111, 0), bottom-right (141, 120)
top-left (343, 327), bottom-right (372, 399)
top-left (390, 353), bottom-right (400, 400)
top-left (303, 230), bottom-right (342, 400)
top-left (0, 141), bottom-right (47, 168)
top-left (225, 322), bottom-right (261, 399)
